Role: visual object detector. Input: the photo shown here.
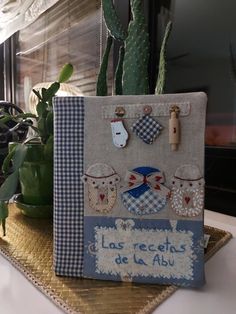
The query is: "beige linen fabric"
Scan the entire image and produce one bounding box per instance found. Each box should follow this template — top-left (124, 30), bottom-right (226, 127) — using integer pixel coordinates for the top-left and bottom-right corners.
top-left (83, 92), bottom-right (207, 221)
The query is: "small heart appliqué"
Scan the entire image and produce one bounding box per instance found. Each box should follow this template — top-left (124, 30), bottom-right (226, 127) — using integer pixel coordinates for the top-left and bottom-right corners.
top-left (100, 194), bottom-right (105, 201)
top-left (185, 196), bottom-right (191, 204)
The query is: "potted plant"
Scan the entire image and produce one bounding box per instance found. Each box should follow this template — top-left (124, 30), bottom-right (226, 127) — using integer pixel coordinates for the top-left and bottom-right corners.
top-left (0, 63), bottom-right (73, 235)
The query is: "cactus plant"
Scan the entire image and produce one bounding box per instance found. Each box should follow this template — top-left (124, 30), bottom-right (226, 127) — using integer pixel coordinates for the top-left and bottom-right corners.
top-left (102, 0), bottom-right (127, 41)
top-left (155, 21), bottom-right (172, 95)
top-left (97, 0), bottom-right (172, 96)
top-left (122, 0), bottom-right (150, 95)
top-left (114, 46), bottom-right (125, 95)
top-left (96, 36), bottom-right (113, 96)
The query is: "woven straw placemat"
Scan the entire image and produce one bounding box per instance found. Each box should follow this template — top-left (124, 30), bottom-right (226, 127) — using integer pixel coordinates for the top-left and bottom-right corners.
top-left (0, 205), bottom-right (232, 314)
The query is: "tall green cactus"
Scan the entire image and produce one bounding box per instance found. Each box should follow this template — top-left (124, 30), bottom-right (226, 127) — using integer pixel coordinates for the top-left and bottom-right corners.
top-left (122, 0), bottom-right (150, 95)
top-left (114, 46), bottom-right (125, 95)
top-left (102, 0), bottom-right (127, 41)
top-left (97, 0), bottom-right (172, 96)
top-left (96, 36), bottom-right (113, 96)
top-left (155, 21), bottom-right (172, 94)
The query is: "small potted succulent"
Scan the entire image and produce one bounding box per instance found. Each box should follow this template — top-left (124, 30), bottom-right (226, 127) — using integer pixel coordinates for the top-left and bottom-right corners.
top-left (0, 63), bottom-right (73, 235)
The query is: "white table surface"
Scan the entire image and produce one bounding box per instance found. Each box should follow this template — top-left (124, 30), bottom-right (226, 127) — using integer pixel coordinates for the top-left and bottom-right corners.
top-left (0, 210), bottom-right (235, 314)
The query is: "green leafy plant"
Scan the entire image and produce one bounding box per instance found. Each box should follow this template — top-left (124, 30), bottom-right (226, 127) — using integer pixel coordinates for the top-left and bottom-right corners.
top-left (0, 63), bottom-right (73, 235)
top-left (97, 0), bottom-right (172, 96)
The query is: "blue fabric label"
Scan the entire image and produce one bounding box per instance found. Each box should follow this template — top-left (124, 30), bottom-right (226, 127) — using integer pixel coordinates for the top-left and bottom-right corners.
top-left (83, 217), bottom-right (205, 287)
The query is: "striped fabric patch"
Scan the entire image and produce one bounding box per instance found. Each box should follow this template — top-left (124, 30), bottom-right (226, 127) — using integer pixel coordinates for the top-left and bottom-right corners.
top-left (53, 96), bottom-right (84, 277)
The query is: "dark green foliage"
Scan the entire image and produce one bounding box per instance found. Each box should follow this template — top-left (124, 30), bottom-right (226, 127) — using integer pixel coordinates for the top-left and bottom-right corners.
top-left (122, 0), bottom-right (150, 95)
top-left (44, 135), bottom-right (53, 161)
top-left (32, 64), bottom-right (73, 144)
top-left (36, 101), bottom-right (47, 118)
top-left (11, 144), bottom-right (28, 172)
top-left (115, 46), bottom-right (125, 95)
top-left (96, 36), bottom-right (113, 96)
top-left (0, 112), bottom-right (36, 126)
top-left (2, 146), bottom-right (16, 175)
top-left (0, 172), bottom-right (19, 201)
top-left (97, 1), bottom-right (172, 96)
top-left (155, 21), bottom-right (172, 94)
top-left (0, 63), bottom-right (73, 235)
top-left (33, 83), bottom-right (56, 145)
top-left (46, 111), bottom-right (54, 135)
top-left (0, 202), bottom-right (8, 236)
top-left (102, 0), bottom-right (127, 41)
top-left (0, 144), bottom-right (27, 202)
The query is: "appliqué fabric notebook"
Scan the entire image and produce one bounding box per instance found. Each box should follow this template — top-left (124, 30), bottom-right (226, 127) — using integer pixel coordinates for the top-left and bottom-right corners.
top-left (53, 92), bottom-right (207, 287)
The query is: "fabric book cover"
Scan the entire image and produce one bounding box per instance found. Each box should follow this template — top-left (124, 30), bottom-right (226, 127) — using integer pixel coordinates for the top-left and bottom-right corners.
top-left (53, 92), bottom-right (207, 287)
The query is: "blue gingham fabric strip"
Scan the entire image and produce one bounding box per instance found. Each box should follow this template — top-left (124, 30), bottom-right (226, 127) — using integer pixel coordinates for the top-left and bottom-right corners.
top-left (53, 96), bottom-right (84, 277)
top-left (132, 115), bottom-right (162, 144)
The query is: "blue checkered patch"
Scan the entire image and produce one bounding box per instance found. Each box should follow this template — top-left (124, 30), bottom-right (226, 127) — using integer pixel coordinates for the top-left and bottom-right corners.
top-left (132, 115), bottom-right (162, 144)
top-left (121, 189), bottom-right (167, 215)
top-left (53, 96), bottom-right (84, 277)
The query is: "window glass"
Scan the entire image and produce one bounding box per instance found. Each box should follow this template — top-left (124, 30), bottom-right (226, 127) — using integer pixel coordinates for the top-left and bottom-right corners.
top-left (15, 0), bottom-right (112, 112)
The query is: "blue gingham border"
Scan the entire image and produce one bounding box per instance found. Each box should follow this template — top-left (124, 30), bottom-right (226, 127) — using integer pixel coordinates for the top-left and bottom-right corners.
top-left (53, 96), bottom-right (84, 277)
